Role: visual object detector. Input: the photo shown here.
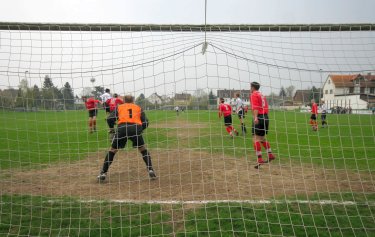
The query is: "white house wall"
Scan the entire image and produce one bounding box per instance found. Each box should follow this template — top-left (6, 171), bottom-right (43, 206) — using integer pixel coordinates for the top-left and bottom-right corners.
top-left (325, 94), bottom-right (368, 110)
top-left (322, 77), bottom-right (336, 101)
top-left (322, 75), bottom-right (369, 110)
top-left (147, 93), bottom-right (163, 104)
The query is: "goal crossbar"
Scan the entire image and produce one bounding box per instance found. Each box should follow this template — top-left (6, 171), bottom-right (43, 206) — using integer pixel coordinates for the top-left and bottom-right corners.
top-left (0, 22), bottom-right (374, 32)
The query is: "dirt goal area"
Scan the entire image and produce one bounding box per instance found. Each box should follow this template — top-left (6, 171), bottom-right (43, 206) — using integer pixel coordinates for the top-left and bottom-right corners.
top-left (1, 148), bottom-right (373, 202)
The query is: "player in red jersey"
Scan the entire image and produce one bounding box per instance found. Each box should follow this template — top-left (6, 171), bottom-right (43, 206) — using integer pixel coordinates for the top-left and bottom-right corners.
top-left (82, 96), bottom-right (101, 133)
top-left (106, 93), bottom-right (124, 133)
top-left (218, 98), bottom-right (239, 138)
top-left (310, 99), bottom-right (318, 131)
top-left (250, 82), bottom-right (276, 167)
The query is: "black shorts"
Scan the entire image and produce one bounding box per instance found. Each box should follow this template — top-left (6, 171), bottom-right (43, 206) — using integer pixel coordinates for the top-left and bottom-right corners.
top-left (224, 115), bottom-right (232, 126)
top-left (107, 117), bottom-right (116, 129)
top-left (321, 114), bottom-right (326, 121)
top-left (111, 123), bottom-right (145, 149)
top-left (238, 109), bottom-right (245, 119)
top-left (88, 109), bottom-right (98, 118)
top-left (310, 114), bottom-right (317, 120)
top-left (252, 114), bottom-right (269, 136)
top-left (103, 103), bottom-right (110, 113)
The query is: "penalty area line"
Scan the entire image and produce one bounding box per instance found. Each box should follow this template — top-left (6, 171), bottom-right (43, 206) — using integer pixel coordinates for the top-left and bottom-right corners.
top-left (44, 199), bottom-right (374, 206)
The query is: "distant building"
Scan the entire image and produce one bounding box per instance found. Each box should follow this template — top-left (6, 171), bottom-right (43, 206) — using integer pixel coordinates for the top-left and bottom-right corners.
top-left (293, 90), bottom-right (312, 106)
top-left (147, 93), bottom-right (163, 105)
top-left (322, 74), bottom-right (375, 110)
top-left (216, 89), bottom-right (251, 107)
top-left (160, 95), bottom-right (172, 104)
top-left (174, 93), bottom-right (192, 107)
top-left (0, 88), bottom-right (18, 108)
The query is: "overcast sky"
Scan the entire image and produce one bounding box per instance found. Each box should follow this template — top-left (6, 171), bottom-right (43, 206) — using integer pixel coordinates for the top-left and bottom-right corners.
top-left (1, 0), bottom-right (375, 24)
top-left (1, 0), bottom-right (375, 98)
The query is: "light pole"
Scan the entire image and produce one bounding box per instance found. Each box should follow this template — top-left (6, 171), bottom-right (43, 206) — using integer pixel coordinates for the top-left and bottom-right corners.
top-left (90, 77), bottom-right (96, 97)
top-left (319, 69), bottom-right (323, 105)
top-left (25, 71), bottom-right (29, 111)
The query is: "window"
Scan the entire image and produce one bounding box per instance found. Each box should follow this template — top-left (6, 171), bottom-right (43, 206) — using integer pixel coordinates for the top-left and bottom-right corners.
top-left (360, 87), bottom-right (365, 93)
top-left (330, 89), bottom-right (333, 94)
top-left (328, 80), bottom-right (330, 84)
top-left (370, 88), bottom-right (375, 94)
top-left (349, 87), bottom-right (354, 93)
top-left (325, 90), bottom-right (328, 94)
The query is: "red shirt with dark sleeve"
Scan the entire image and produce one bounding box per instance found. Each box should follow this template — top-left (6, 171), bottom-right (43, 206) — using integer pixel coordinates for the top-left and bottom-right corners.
top-left (106, 97), bottom-right (124, 112)
top-left (311, 103), bottom-right (318, 114)
top-left (85, 98), bottom-right (100, 110)
top-left (250, 91), bottom-right (269, 115)
top-left (219, 103), bottom-right (232, 117)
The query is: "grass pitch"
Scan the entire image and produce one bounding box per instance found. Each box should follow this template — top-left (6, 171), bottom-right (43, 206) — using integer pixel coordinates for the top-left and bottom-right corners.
top-left (0, 109), bottom-right (374, 236)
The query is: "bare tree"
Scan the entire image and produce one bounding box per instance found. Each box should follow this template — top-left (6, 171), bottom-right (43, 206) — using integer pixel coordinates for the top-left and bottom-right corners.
top-left (286, 85), bottom-right (295, 98)
top-left (279, 87), bottom-right (286, 98)
top-left (19, 79), bottom-right (28, 94)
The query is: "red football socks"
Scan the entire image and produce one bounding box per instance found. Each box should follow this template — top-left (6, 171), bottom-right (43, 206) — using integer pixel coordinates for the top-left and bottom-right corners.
top-left (255, 141), bottom-right (262, 158)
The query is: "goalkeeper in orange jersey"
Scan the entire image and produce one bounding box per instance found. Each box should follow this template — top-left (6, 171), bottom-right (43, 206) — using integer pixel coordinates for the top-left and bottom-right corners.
top-left (218, 98), bottom-right (239, 138)
top-left (310, 99), bottom-right (318, 131)
top-left (97, 95), bottom-right (156, 182)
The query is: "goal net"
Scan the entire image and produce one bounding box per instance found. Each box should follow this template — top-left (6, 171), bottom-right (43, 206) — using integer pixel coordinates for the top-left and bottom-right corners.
top-left (0, 22), bottom-right (374, 236)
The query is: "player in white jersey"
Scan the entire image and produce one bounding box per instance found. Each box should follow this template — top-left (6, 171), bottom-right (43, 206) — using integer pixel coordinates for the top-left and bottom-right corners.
top-left (100, 88), bottom-right (112, 114)
top-left (235, 93), bottom-right (247, 135)
top-left (320, 100), bottom-right (328, 128)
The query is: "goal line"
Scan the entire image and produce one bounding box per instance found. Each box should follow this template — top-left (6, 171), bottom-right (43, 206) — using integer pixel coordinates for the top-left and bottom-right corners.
top-left (44, 199), bottom-right (374, 206)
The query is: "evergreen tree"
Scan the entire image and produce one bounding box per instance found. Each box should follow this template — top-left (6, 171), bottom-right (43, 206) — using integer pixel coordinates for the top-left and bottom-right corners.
top-left (43, 75), bottom-right (54, 89)
top-left (61, 82), bottom-right (75, 109)
top-left (32, 85), bottom-right (41, 108)
top-left (135, 93), bottom-right (146, 106)
top-left (91, 86), bottom-right (104, 99)
top-left (208, 90), bottom-right (217, 105)
top-left (309, 86), bottom-right (321, 104)
top-left (42, 75), bottom-right (60, 110)
top-left (14, 88), bottom-right (25, 108)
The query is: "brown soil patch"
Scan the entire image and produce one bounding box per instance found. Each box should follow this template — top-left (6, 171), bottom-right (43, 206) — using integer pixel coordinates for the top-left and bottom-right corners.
top-left (151, 118), bottom-right (207, 139)
top-left (1, 149), bottom-right (373, 202)
top-left (151, 118), bottom-right (207, 129)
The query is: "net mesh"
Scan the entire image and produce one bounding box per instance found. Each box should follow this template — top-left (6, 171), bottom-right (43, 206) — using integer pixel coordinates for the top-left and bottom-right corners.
top-left (0, 23), bottom-right (374, 236)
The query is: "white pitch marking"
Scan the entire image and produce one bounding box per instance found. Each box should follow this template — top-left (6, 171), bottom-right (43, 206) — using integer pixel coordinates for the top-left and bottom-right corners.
top-left (43, 199), bottom-right (373, 206)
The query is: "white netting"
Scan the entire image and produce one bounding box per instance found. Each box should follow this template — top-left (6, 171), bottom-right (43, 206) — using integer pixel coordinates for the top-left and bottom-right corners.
top-left (0, 23), bottom-right (374, 236)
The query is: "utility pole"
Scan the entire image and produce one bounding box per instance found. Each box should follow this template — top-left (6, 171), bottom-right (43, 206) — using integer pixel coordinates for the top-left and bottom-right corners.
top-left (25, 71), bottom-right (29, 111)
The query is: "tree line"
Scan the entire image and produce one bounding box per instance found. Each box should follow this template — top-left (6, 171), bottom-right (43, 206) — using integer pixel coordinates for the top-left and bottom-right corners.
top-left (1, 77), bottom-right (321, 111)
top-left (0, 75), bottom-right (76, 110)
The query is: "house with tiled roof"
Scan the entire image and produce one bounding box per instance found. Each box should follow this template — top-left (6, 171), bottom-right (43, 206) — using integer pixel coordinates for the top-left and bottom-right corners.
top-left (322, 74), bottom-right (375, 110)
top-left (293, 90), bottom-right (312, 106)
top-left (216, 89), bottom-right (251, 107)
top-left (174, 93), bottom-right (192, 107)
top-left (147, 92), bottom-right (163, 105)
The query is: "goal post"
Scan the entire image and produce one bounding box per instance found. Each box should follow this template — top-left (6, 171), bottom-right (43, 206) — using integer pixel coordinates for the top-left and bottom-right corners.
top-left (0, 22), bottom-right (374, 236)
